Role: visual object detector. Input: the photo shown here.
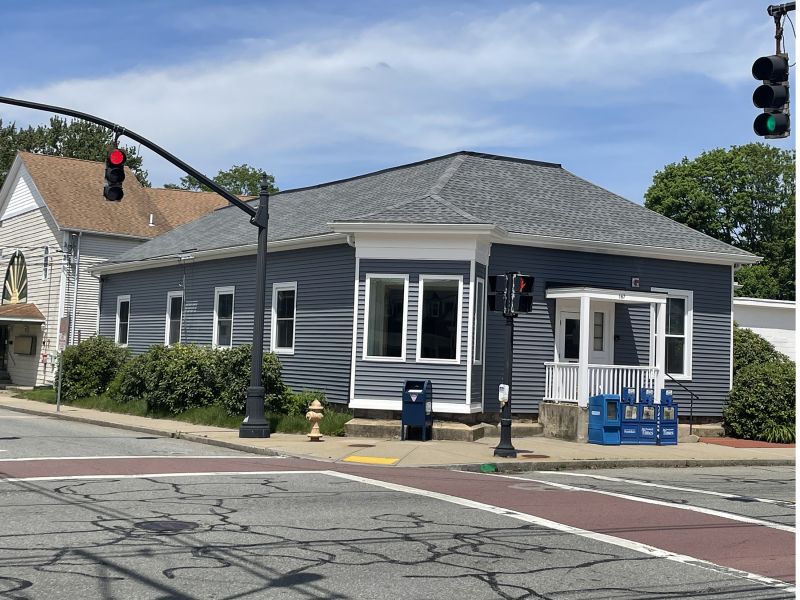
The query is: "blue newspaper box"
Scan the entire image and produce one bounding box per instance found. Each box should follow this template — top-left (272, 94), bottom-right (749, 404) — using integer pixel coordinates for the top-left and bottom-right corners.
top-left (620, 387), bottom-right (639, 445)
top-left (401, 380), bottom-right (433, 441)
top-left (588, 394), bottom-right (621, 445)
top-left (658, 389), bottom-right (678, 445)
top-left (638, 389), bottom-right (657, 445)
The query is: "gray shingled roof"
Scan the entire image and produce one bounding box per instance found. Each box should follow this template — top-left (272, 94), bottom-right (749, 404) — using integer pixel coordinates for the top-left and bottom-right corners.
top-left (107, 151), bottom-right (754, 265)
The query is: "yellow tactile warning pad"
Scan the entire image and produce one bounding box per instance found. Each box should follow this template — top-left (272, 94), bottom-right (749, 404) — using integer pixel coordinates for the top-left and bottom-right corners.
top-left (342, 456), bottom-right (399, 465)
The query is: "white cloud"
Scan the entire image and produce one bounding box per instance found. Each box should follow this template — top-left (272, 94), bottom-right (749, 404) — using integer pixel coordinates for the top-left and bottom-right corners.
top-left (5, 0), bottom-right (781, 186)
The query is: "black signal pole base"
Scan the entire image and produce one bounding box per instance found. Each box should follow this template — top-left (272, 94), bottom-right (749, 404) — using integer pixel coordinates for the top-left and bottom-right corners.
top-left (494, 308), bottom-right (518, 458)
top-left (494, 419), bottom-right (517, 458)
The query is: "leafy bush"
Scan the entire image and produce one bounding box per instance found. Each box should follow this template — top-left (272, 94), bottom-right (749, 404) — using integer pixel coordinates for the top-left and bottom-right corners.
top-left (57, 336), bottom-right (129, 403)
top-left (286, 389), bottom-right (326, 416)
top-left (215, 344), bottom-right (288, 416)
top-left (733, 325), bottom-right (788, 375)
top-left (723, 360), bottom-right (795, 441)
top-left (762, 423), bottom-right (795, 444)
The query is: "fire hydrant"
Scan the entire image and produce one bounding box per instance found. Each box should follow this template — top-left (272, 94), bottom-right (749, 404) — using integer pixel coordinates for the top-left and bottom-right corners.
top-left (306, 399), bottom-right (324, 442)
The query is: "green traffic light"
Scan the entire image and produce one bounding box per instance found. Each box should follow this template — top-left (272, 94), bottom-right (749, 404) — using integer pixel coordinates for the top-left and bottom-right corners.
top-left (766, 114), bottom-right (776, 133)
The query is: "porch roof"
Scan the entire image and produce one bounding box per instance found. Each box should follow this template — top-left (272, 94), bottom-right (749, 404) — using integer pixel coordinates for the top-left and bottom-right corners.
top-left (0, 303), bottom-right (45, 323)
top-left (545, 286), bottom-right (667, 304)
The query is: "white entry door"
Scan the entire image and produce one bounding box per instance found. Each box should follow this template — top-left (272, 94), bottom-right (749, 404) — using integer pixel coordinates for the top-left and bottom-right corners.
top-left (555, 301), bottom-right (614, 365)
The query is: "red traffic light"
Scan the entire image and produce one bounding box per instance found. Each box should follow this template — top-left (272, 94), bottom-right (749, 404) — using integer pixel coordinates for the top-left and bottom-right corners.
top-left (108, 148), bottom-right (126, 165)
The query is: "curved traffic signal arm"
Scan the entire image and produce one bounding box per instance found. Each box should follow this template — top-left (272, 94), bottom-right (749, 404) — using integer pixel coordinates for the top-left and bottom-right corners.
top-left (104, 148), bottom-right (127, 201)
top-left (752, 54), bottom-right (791, 139)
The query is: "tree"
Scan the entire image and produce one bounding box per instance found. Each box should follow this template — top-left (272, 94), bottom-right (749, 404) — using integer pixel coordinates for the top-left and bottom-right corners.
top-left (645, 144), bottom-right (795, 300)
top-left (165, 163), bottom-right (277, 196)
top-left (0, 116), bottom-right (150, 189)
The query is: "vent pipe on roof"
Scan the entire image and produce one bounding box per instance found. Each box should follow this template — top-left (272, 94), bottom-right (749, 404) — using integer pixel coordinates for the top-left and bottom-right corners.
top-left (148, 213), bottom-right (155, 227)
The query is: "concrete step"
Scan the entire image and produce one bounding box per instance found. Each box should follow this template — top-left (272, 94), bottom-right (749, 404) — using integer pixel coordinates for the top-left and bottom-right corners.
top-left (345, 418), bottom-right (544, 442)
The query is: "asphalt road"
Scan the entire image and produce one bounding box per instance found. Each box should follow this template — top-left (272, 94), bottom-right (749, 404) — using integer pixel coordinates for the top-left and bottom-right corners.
top-left (0, 408), bottom-right (794, 599)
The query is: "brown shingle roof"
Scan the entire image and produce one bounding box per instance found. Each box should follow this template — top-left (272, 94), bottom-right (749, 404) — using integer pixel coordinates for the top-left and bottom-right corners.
top-left (0, 303), bottom-right (45, 322)
top-left (19, 152), bottom-right (228, 238)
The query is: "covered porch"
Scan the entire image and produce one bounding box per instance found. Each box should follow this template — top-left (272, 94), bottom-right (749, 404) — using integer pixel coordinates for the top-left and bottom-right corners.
top-left (543, 287), bottom-right (667, 407)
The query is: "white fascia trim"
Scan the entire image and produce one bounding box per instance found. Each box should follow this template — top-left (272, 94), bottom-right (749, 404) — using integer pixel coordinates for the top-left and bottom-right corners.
top-left (91, 233), bottom-right (349, 276)
top-left (415, 274), bottom-right (464, 365)
top-left (651, 287), bottom-right (694, 381)
top-left (362, 273), bottom-right (409, 362)
top-left (212, 286), bottom-right (235, 349)
top-left (546, 287), bottom-right (667, 305)
top-left (500, 231), bottom-right (760, 266)
top-left (349, 258), bottom-right (360, 403)
top-left (349, 398), bottom-right (479, 414)
top-left (0, 155), bottom-right (24, 218)
top-left (115, 294), bottom-right (130, 347)
top-left (734, 297), bottom-right (796, 309)
top-left (164, 290), bottom-right (183, 346)
top-left (0, 317), bottom-right (45, 324)
top-left (270, 281), bottom-right (297, 355)
top-left (330, 222), bottom-right (505, 236)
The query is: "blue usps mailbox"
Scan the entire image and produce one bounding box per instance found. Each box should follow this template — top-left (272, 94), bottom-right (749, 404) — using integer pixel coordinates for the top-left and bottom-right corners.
top-left (638, 387), bottom-right (657, 445)
top-left (401, 380), bottom-right (433, 441)
top-left (588, 394), bottom-right (621, 445)
top-left (620, 387), bottom-right (639, 445)
top-left (658, 389), bottom-right (678, 445)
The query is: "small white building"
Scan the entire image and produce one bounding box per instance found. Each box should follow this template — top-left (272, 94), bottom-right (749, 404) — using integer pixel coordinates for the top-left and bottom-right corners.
top-left (733, 297), bottom-right (796, 361)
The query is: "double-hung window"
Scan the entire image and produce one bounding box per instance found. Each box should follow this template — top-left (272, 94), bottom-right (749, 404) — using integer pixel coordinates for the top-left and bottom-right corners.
top-left (417, 275), bottom-right (462, 363)
top-left (115, 295), bottom-right (130, 346)
top-left (271, 282), bottom-right (297, 354)
top-left (364, 275), bottom-right (408, 360)
top-left (652, 288), bottom-right (693, 379)
top-left (165, 291), bottom-right (183, 346)
top-left (213, 286), bottom-right (234, 348)
top-left (473, 277), bottom-right (485, 364)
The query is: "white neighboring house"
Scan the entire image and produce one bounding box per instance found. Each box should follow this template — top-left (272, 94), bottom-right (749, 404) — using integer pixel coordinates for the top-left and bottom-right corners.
top-left (733, 297), bottom-right (796, 361)
top-left (0, 152), bottom-right (229, 386)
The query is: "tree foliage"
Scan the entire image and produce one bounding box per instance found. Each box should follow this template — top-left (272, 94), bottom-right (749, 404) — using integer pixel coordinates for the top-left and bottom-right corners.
top-left (165, 163), bottom-right (278, 196)
top-left (0, 116), bottom-right (150, 189)
top-left (644, 144), bottom-right (795, 300)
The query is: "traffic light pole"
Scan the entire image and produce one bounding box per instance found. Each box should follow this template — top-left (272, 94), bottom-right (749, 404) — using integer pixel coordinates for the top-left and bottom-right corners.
top-left (494, 272), bottom-right (517, 458)
top-left (0, 96), bottom-right (271, 438)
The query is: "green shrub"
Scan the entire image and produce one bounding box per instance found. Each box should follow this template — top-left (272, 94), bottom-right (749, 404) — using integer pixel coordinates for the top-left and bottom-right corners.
top-left (733, 325), bottom-right (788, 375)
top-left (723, 360), bottom-right (795, 441)
top-left (285, 389), bottom-right (326, 416)
top-left (57, 336), bottom-right (129, 403)
top-left (762, 423), bottom-right (795, 444)
top-left (319, 409), bottom-right (353, 437)
top-left (215, 345), bottom-right (288, 416)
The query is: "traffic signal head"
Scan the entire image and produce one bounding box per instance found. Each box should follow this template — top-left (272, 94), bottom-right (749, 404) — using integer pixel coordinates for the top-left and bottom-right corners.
top-left (104, 148), bottom-right (126, 201)
top-left (487, 275), bottom-right (506, 312)
top-left (512, 274), bottom-right (533, 295)
top-left (752, 54), bottom-right (790, 139)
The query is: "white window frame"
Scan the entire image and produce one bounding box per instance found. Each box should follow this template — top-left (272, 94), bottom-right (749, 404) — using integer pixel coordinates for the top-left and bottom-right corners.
top-left (270, 281), bottom-right (297, 355)
top-left (650, 287), bottom-right (693, 380)
top-left (42, 246), bottom-right (50, 280)
top-left (212, 286), bottom-right (235, 349)
top-left (164, 290), bottom-right (184, 346)
top-left (363, 274), bottom-right (409, 362)
top-left (473, 277), bottom-right (485, 365)
top-left (416, 274), bottom-right (463, 365)
top-left (115, 295), bottom-right (130, 347)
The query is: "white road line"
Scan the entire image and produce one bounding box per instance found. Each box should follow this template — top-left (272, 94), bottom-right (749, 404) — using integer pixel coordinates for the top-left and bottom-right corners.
top-left (0, 455), bottom-right (285, 462)
top-left (534, 471), bottom-right (795, 506)
top-left (0, 470), bottom-right (319, 482)
top-left (326, 470), bottom-right (795, 593)
top-left (492, 474), bottom-right (795, 534)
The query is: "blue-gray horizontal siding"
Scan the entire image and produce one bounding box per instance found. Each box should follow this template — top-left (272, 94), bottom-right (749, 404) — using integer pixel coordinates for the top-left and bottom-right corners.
top-left (486, 245), bottom-right (732, 416)
top-left (354, 259), bottom-right (470, 406)
top-left (99, 244), bottom-right (355, 405)
top-left (471, 262), bottom-right (486, 407)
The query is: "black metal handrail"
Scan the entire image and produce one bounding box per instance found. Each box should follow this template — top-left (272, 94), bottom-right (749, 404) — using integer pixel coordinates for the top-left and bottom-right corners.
top-left (665, 373), bottom-right (700, 435)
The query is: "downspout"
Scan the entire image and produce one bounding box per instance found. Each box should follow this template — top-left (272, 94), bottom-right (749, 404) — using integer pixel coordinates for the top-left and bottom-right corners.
top-left (69, 232), bottom-right (81, 345)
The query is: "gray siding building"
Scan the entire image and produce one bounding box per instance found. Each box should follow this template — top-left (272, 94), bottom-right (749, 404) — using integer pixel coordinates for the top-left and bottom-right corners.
top-left (94, 152), bottom-right (757, 418)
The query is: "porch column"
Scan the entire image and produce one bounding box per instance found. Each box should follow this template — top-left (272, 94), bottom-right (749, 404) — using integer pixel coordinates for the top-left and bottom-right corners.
top-left (577, 294), bottom-right (591, 407)
top-left (654, 300), bottom-right (666, 399)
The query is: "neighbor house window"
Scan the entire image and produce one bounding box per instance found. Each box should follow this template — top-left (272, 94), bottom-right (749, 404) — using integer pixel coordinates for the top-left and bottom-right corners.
top-left (473, 277), bottom-right (485, 364)
top-left (652, 288), bottom-right (693, 379)
top-left (417, 275), bottom-right (462, 363)
top-left (115, 295), bottom-right (130, 346)
top-left (213, 286), bottom-right (234, 348)
top-left (42, 246), bottom-right (50, 280)
top-left (271, 282), bottom-right (297, 354)
top-left (165, 291), bottom-right (183, 346)
top-left (364, 275), bottom-right (408, 360)
top-left (593, 312), bottom-right (604, 352)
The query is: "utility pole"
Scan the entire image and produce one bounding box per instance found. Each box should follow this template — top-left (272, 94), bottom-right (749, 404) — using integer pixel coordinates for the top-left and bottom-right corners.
top-left (0, 96), bottom-right (271, 438)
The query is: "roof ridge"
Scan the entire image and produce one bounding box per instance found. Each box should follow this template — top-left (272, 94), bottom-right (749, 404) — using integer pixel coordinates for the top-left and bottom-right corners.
top-left (429, 193), bottom-right (481, 222)
top-left (19, 150), bottom-right (106, 167)
top-left (346, 193), bottom-right (432, 221)
top-left (428, 154), bottom-right (466, 196)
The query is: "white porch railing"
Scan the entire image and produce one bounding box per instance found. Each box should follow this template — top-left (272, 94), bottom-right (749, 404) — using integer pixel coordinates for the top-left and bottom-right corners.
top-left (544, 362), bottom-right (659, 403)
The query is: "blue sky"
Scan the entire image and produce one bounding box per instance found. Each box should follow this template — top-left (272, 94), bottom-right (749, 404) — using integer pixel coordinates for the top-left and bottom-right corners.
top-left (0, 0), bottom-right (794, 203)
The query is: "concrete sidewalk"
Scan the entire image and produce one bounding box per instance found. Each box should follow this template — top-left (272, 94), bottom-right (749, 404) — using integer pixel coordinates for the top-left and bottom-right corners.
top-left (0, 393), bottom-right (794, 471)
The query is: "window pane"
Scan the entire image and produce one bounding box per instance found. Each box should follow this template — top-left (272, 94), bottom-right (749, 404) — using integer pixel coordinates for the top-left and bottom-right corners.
top-left (118, 322), bottom-right (128, 345)
top-left (666, 338), bottom-right (685, 374)
top-left (421, 280), bottom-right (459, 360)
top-left (277, 290), bottom-right (295, 319)
top-left (473, 280), bottom-right (484, 363)
top-left (564, 318), bottom-right (579, 360)
top-left (667, 298), bottom-right (685, 335)
top-left (170, 296), bottom-right (183, 321)
top-left (119, 301), bottom-right (129, 323)
top-left (217, 294), bottom-right (233, 319)
top-left (217, 320), bottom-right (232, 347)
top-left (367, 278), bottom-right (405, 357)
top-left (277, 320), bottom-right (294, 348)
top-left (593, 312), bottom-right (604, 351)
